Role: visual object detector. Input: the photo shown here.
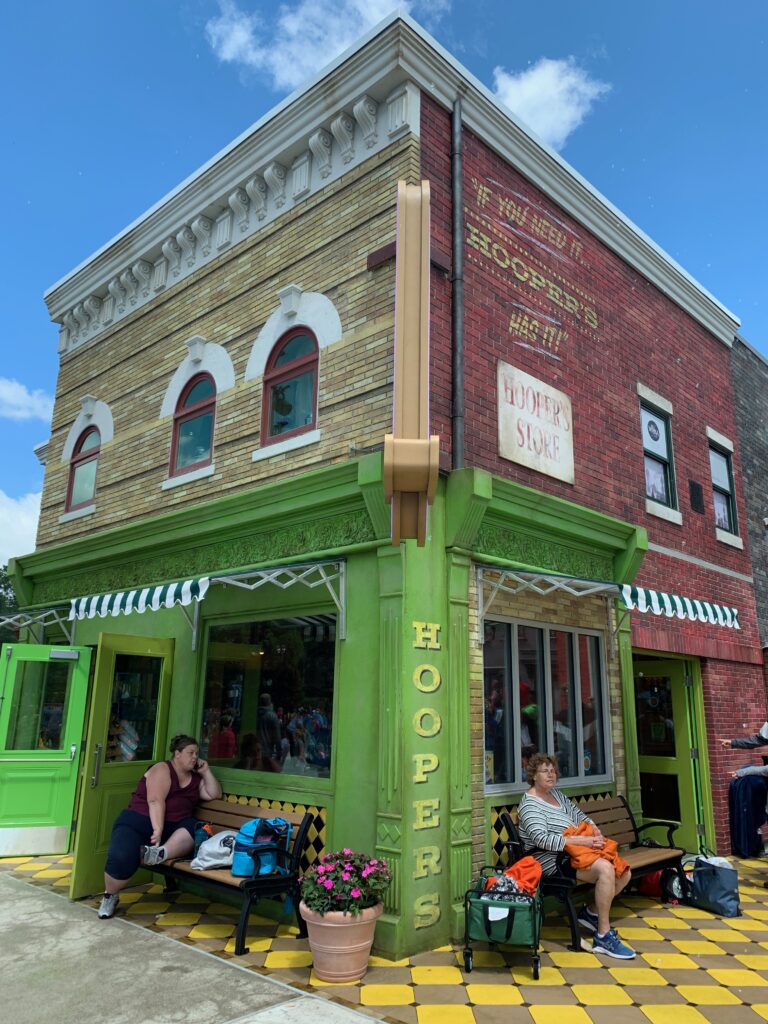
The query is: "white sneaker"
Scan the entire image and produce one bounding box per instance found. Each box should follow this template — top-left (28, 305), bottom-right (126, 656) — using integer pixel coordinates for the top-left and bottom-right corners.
top-left (98, 893), bottom-right (119, 919)
top-left (141, 844), bottom-right (167, 866)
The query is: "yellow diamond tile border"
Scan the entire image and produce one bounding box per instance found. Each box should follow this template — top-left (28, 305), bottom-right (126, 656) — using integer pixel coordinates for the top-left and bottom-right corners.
top-left (675, 985), bottom-right (743, 1005)
top-left (466, 984), bottom-right (524, 1005)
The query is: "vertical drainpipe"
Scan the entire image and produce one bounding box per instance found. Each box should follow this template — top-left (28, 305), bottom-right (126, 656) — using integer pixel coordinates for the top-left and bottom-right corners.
top-left (451, 96), bottom-right (465, 470)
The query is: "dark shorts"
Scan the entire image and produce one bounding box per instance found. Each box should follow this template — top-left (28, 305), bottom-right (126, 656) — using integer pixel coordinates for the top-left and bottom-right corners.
top-left (560, 860), bottom-right (577, 880)
top-left (104, 809), bottom-right (198, 881)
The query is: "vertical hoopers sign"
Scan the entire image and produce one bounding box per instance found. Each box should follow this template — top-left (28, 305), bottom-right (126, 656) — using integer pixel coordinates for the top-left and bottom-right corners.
top-left (497, 361), bottom-right (574, 484)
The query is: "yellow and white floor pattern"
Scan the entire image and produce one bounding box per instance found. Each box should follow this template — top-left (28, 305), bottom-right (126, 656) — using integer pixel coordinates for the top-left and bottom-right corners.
top-left (4, 854), bottom-right (768, 1024)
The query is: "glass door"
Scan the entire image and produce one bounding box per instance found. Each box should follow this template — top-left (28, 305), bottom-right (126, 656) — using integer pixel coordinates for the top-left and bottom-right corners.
top-left (69, 634), bottom-right (174, 898)
top-left (0, 643), bottom-right (91, 855)
top-left (633, 658), bottom-right (702, 853)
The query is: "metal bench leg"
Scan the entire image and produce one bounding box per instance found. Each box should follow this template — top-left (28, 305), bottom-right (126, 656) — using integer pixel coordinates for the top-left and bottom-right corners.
top-left (563, 893), bottom-right (581, 951)
top-left (234, 892), bottom-right (253, 955)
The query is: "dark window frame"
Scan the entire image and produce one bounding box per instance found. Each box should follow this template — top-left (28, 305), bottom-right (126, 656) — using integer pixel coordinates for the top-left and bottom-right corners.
top-left (65, 426), bottom-right (101, 511)
top-left (709, 443), bottom-right (738, 535)
top-left (170, 372), bottom-right (216, 477)
top-left (640, 401), bottom-right (677, 509)
top-left (261, 327), bottom-right (319, 446)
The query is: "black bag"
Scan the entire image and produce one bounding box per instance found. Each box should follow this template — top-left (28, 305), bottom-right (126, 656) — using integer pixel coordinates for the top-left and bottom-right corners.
top-left (690, 855), bottom-right (740, 917)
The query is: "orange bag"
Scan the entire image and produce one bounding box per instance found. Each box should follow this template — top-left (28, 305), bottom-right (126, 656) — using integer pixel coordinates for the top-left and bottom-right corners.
top-left (484, 855), bottom-right (542, 895)
top-left (563, 822), bottom-right (629, 877)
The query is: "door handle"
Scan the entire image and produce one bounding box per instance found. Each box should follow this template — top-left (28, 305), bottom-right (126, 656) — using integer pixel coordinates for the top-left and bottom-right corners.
top-left (90, 742), bottom-right (103, 788)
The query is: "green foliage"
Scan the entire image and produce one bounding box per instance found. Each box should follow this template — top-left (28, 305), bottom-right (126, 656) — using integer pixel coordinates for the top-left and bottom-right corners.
top-left (300, 848), bottom-right (391, 916)
top-left (0, 564), bottom-right (18, 643)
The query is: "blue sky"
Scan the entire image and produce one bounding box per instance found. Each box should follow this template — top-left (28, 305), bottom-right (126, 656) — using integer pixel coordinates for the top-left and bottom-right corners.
top-left (2, 1), bottom-right (767, 564)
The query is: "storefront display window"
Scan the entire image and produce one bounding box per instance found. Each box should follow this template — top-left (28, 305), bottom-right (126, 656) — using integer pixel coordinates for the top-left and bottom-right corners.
top-left (483, 619), bottom-right (608, 787)
top-left (201, 616), bottom-right (335, 778)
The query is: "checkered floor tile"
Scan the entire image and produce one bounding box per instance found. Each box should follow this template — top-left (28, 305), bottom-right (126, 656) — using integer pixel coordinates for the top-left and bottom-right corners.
top-left (4, 853), bottom-right (768, 1023)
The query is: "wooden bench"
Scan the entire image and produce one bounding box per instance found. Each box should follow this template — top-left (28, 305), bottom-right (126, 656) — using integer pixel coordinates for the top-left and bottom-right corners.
top-left (149, 798), bottom-right (315, 955)
top-left (500, 796), bottom-right (686, 951)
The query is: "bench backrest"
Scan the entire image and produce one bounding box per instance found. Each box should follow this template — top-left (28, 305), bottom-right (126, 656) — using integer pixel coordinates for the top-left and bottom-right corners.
top-left (195, 799), bottom-right (315, 873)
top-left (500, 795), bottom-right (639, 861)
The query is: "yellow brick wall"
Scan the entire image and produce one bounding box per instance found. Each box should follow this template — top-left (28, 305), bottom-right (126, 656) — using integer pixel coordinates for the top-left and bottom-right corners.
top-left (468, 569), bottom-right (625, 873)
top-left (38, 138), bottom-right (421, 546)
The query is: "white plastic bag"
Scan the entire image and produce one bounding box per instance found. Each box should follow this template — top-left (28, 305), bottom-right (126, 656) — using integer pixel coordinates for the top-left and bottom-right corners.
top-left (190, 830), bottom-right (238, 870)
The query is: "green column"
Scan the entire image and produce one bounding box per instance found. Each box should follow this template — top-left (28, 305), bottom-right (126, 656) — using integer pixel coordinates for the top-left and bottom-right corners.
top-left (374, 490), bottom-right (453, 958)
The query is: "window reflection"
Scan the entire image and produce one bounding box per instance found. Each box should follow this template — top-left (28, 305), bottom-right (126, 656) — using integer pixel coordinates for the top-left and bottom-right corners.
top-left (201, 617), bottom-right (336, 777)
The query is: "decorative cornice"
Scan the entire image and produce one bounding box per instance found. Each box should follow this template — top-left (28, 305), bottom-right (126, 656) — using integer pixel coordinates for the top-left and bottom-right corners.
top-left (45, 14), bottom-right (738, 355)
top-left (48, 75), bottom-right (421, 357)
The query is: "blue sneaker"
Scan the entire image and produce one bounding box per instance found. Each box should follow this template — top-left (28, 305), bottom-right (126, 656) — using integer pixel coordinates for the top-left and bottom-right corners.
top-left (577, 905), bottom-right (599, 933)
top-left (592, 928), bottom-right (636, 959)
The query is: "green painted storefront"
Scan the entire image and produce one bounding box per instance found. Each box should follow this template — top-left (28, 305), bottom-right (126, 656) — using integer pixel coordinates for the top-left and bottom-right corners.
top-left (5, 452), bottom-right (666, 958)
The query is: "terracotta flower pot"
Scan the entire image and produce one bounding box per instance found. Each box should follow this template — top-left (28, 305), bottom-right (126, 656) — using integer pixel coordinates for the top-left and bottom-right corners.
top-left (299, 900), bottom-right (383, 982)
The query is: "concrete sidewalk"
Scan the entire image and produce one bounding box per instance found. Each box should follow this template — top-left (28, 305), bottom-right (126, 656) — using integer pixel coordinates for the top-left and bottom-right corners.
top-left (0, 873), bottom-right (371, 1024)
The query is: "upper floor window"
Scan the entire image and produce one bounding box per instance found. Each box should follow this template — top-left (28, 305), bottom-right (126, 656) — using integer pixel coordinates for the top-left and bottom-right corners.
top-left (171, 373), bottom-right (216, 476)
top-left (261, 328), bottom-right (318, 444)
top-left (709, 445), bottom-right (737, 534)
top-left (641, 403), bottom-right (676, 508)
top-left (66, 427), bottom-right (101, 511)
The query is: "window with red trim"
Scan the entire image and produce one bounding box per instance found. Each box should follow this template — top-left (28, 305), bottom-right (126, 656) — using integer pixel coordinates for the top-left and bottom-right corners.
top-left (66, 427), bottom-right (101, 511)
top-left (170, 373), bottom-right (216, 476)
top-left (261, 329), bottom-right (318, 444)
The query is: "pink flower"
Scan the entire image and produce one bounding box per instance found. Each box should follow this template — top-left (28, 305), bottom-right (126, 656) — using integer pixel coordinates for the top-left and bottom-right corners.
top-left (343, 847), bottom-right (352, 855)
top-left (316, 865), bottom-right (326, 874)
top-left (370, 859), bottom-right (378, 865)
top-left (323, 879), bottom-right (334, 890)
top-left (351, 887), bottom-right (362, 899)
top-left (341, 872), bottom-right (350, 881)
top-left (362, 866), bottom-right (372, 878)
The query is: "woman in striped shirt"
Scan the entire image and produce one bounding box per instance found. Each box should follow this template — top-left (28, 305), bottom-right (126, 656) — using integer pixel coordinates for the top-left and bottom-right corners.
top-left (517, 752), bottom-right (635, 959)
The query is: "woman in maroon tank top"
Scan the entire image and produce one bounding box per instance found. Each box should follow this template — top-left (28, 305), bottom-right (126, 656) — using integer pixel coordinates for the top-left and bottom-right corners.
top-left (98, 734), bottom-right (222, 919)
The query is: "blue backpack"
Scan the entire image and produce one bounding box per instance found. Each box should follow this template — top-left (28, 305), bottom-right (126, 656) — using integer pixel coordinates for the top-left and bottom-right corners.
top-left (231, 817), bottom-right (293, 877)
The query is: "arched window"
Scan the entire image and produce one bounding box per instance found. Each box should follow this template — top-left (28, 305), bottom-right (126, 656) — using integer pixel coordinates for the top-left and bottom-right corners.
top-left (261, 328), bottom-right (318, 444)
top-left (66, 427), bottom-right (101, 511)
top-left (170, 373), bottom-right (216, 476)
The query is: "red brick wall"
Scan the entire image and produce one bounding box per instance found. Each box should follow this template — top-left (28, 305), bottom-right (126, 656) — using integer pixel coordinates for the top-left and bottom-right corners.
top-left (421, 96), bottom-right (762, 663)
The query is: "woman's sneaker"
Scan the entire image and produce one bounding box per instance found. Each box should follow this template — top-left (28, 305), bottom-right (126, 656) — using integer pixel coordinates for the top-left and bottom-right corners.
top-left (592, 928), bottom-right (636, 959)
top-left (141, 844), bottom-right (167, 866)
top-left (577, 905), bottom-right (599, 932)
top-left (98, 893), bottom-right (119, 919)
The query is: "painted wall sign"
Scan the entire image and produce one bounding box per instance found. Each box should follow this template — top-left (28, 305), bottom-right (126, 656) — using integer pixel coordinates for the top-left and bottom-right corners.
top-left (466, 176), bottom-right (600, 358)
top-left (497, 361), bottom-right (574, 483)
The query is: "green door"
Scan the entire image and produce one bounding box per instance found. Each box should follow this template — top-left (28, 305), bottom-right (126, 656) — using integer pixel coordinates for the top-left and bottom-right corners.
top-left (0, 643), bottom-right (92, 856)
top-left (633, 658), bottom-right (703, 853)
top-left (70, 634), bottom-right (174, 898)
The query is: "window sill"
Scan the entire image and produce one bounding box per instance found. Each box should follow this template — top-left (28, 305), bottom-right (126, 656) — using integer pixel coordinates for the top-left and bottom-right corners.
top-left (161, 463), bottom-right (215, 490)
top-left (645, 499), bottom-right (682, 525)
top-left (252, 428), bottom-right (321, 462)
top-left (59, 504), bottom-right (96, 524)
top-left (716, 528), bottom-right (743, 549)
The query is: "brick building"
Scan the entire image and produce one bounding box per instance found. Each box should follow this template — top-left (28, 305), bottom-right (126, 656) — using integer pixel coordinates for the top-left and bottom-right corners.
top-left (1, 14), bottom-right (763, 958)
top-left (732, 335), bottom-right (768, 652)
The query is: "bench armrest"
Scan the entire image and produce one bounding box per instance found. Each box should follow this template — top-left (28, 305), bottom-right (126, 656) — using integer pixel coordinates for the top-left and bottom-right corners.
top-left (635, 820), bottom-right (680, 848)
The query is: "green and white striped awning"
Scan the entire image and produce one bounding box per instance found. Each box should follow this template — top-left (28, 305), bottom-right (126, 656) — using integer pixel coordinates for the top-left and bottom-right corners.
top-left (619, 584), bottom-right (740, 630)
top-left (69, 577), bottom-right (210, 621)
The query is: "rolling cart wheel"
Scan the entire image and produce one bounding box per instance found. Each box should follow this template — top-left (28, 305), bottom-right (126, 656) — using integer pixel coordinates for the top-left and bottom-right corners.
top-left (532, 955), bottom-right (541, 980)
top-left (463, 949), bottom-right (473, 973)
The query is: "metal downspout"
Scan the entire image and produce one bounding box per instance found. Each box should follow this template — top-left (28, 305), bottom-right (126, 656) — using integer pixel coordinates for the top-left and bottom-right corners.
top-left (451, 96), bottom-right (465, 470)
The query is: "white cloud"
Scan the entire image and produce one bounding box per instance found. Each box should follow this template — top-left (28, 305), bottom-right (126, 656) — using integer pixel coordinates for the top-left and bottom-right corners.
top-left (0, 377), bottom-right (53, 422)
top-left (205, 0), bottom-right (449, 92)
top-left (0, 491), bottom-right (41, 564)
top-left (492, 57), bottom-right (611, 151)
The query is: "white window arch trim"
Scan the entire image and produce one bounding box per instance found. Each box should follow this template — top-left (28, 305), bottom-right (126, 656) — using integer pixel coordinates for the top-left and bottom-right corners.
top-left (61, 396), bottom-right (114, 463)
top-left (245, 286), bottom-right (342, 381)
top-left (160, 337), bottom-right (236, 419)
